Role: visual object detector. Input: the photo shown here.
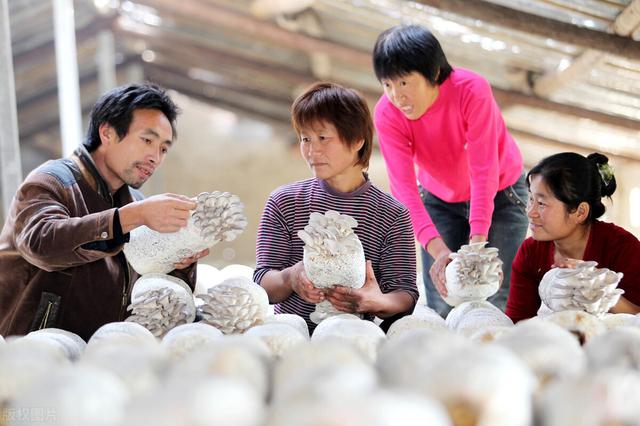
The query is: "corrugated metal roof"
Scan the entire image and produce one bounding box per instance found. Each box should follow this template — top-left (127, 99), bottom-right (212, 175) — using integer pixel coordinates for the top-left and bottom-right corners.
top-left (6, 0), bottom-right (640, 162)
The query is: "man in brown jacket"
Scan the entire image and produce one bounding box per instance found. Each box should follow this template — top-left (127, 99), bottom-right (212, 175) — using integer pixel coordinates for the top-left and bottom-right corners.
top-left (0, 83), bottom-right (207, 341)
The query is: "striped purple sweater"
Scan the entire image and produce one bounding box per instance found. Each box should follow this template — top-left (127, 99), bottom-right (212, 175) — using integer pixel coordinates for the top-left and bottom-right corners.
top-left (254, 176), bottom-right (418, 332)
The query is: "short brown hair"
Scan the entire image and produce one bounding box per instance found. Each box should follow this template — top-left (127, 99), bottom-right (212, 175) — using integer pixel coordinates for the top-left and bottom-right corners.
top-left (291, 82), bottom-right (373, 168)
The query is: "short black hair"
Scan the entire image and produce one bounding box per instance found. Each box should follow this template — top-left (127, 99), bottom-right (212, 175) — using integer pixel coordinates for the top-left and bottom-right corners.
top-left (291, 82), bottom-right (373, 168)
top-left (83, 83), bottom-right (180, 152)
top-left (527, 152), bottom-right (617, 223)
top-left (373, 24), bottom-right (452, 85)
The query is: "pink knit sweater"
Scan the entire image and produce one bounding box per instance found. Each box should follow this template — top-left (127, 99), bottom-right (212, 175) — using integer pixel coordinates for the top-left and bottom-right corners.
top-left (374, 68), bottom-right (523, 247)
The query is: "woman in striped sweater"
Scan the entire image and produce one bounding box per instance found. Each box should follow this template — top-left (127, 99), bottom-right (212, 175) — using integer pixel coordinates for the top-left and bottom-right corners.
top-left (254, 82), bottom-right (419, 333)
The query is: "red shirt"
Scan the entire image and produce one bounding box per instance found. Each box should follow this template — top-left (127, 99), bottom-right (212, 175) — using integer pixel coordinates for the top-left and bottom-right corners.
top-left (506, 220), bottom-right (640, 322)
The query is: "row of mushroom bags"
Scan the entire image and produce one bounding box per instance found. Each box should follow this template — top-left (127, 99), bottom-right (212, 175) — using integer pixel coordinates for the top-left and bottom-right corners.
top-left (2, 194), bottom-right (639, 426)
top-left (2, 263), bottom-right (640, 426)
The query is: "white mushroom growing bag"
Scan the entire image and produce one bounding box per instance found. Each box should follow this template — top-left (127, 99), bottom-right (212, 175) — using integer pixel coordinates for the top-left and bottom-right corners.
top-left (298, 210), bottom-right (365, 324)
top-left (444, 242), bottom-right (503, 306)
top-left (124, 191), bottom-right (248, 274)
top-left (538, 260), bottom-right (623, 316)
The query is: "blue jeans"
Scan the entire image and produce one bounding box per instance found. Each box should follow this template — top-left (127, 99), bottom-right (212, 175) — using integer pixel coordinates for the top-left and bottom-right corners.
top-left (420, 173), bottom-right (528, 317)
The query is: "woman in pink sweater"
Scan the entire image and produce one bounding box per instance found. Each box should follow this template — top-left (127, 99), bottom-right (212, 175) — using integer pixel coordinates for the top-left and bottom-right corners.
top-left (373, 24), bottom-right (528, 316)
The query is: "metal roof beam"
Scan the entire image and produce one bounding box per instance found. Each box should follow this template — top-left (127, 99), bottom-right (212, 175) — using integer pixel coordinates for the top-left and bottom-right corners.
top-left (493, 87), bottom-right (639, 131)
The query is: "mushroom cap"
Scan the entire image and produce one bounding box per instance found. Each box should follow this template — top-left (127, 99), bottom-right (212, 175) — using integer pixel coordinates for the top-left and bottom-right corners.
top-left (443, 242), bottom-right (502, 306)
top-left (538, 262), bottom-right (623, 316)
top-left (198, 276), bottom-right (269, 334)
top-left (126, 274), bottom-right (197, 337)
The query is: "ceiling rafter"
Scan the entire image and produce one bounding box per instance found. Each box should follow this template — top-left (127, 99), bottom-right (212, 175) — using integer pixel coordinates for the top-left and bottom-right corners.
top-left (121, 1), bottom-right (640, 131)
top-left (13, 16), bottom-right (114, 70)
top-left (413, 0), bottom-right (640, 62)
top-left (533, 0), bottom-right (640, 97)
top-left (143, 63), bottom-right (293, 123)
top-left (493, 87), bottom-right (639, 130)
top-left (115, 25), bottom-right (314, 92)
top-left (6, 0), bottom-right (639, 160)
top-left (612, 0), bottom-right (640, 36)
top-left (140, 0), bottom-right (372, 68)
top-left (509, 129), bottom-right (640, 162)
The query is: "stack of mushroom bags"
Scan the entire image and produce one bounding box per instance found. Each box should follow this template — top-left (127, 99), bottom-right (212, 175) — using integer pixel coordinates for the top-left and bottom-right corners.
top-left (123, 190), bottom-right (248, 337)
top-left (377, 243), bottom-right (640, 425)
top-left (2, 249), bottom-right (640, 424)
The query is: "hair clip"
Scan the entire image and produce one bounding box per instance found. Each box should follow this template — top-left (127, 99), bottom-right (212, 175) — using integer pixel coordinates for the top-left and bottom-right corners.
top-left (597, 163), bottom-right (614, 186)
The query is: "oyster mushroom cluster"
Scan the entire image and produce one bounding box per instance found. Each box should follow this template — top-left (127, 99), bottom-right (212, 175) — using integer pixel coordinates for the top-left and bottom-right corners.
top-left (444, 242), bottom-right (503, 307)
top-left (198, 276), bottom-right (269, 334)
top-left (297, 210), bottom-right (365, 323)
top-left (538, 260), bottom-right (623, 316)
top-left (126, 274), bottom-right (196, 337)
top-left (124, 191), bottom-right (248, 275)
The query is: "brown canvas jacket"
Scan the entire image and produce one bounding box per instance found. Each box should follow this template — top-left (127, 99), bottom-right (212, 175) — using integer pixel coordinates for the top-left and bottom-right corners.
top-left (0, 146), bottom-right (196, 341)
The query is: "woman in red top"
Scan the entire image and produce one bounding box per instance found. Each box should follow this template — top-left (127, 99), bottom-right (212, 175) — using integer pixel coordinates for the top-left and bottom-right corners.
top-left (506, 152), bottom-right (640, 322)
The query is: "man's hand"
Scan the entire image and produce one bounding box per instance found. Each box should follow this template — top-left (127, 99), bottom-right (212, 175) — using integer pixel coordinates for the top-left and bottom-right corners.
top-left (325, 261), bottom-right (381, 314)
top-left (140, 194), bottom-right (196, 232)
top-left (174, 248), bottom-right (209, 270)
top-left (120, 193), bottom-right (196, 234)
top-left (288, 261), bottom-right (325, 304)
